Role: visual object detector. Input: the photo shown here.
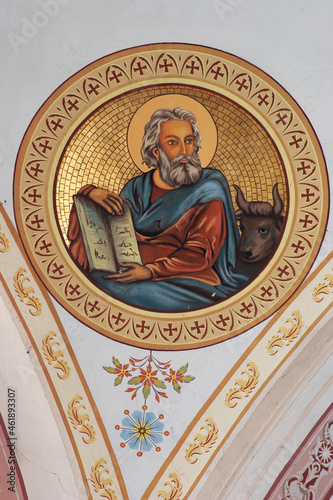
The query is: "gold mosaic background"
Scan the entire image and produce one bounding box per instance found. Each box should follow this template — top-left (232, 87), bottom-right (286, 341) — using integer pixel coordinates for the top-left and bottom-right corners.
top-left (56, 84), bottom-right (287, 244)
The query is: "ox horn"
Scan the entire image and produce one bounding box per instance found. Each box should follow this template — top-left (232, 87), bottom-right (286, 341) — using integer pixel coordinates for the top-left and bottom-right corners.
top-left (234, 185), bottom-right (250, 214)
top-left (272, 183), bottom-right (283, 216)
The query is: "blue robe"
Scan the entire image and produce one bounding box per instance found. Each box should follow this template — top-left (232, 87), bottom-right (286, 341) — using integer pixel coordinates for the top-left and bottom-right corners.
top-left (91, 168), bottom-right (248, 311)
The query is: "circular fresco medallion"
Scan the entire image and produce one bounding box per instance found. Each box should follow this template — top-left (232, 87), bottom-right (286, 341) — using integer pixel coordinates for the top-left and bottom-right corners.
top-left (14, 43), bottom-right (328, 350)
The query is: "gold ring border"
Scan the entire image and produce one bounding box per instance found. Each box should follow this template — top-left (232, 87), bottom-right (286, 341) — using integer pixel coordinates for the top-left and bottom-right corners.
top-left (13, 43), bottom-right (329, 350)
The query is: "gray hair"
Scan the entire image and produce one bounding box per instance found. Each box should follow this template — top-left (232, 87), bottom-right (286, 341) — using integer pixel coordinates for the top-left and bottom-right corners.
top-left (140, 107), bottom-right (202, 168)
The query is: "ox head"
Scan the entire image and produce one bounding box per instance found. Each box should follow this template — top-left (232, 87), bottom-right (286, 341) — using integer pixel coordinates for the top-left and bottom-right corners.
top-left (234, 183), bottom-right (284, 263)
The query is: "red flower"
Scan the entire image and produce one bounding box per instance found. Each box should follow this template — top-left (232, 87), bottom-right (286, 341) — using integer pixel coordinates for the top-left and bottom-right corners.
top-left (138, 364), bottom-right (158, 386)
top-left (165, 368), bottom-right (184, 385)
top-left (113, 363), bottom-right (131, 379)
top-left (103, 357), bottom-right (131, 385)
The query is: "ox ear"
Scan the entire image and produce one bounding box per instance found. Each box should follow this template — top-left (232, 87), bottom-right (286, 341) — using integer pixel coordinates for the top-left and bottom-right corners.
top-left (235, 209), bottom-right (243, 220)
top-left (274, 215), bottom-right (284, 231)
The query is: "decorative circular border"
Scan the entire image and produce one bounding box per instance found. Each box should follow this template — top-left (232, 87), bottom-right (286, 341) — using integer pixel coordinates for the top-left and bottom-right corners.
top-left (14, 43), bottom-right (329, 350)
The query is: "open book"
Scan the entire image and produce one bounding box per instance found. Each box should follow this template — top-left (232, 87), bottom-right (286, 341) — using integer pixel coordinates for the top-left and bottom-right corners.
top-left (73, 195), bottom-right (142, 273)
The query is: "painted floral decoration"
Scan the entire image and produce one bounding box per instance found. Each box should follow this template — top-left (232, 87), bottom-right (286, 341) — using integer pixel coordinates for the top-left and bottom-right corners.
top-left (103, 351), bottom-right (195, 402)
top-left (115, 406), bottom-right (169, 456)
top-left (103, 357), bottom-right (131, 386)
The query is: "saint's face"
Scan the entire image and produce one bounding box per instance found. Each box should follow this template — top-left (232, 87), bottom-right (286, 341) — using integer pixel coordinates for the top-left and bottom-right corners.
top-left (157, 119), bottom-right (195, 161)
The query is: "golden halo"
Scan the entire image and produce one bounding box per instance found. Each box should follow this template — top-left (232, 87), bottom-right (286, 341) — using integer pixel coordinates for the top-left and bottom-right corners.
top-left (127, 94), bottom-right (218, 171)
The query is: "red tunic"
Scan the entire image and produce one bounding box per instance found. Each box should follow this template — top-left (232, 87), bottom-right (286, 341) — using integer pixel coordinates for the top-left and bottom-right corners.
top-left (68, 184), bottom-right (226, 286)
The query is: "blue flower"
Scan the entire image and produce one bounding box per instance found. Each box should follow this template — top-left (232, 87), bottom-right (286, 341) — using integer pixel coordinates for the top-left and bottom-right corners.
top-left (117, 406), bottom-right (168, 456)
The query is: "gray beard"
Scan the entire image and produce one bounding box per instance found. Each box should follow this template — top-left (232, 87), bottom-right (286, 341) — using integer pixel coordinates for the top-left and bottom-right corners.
top-left (158, 146), bottom-right (202, 188)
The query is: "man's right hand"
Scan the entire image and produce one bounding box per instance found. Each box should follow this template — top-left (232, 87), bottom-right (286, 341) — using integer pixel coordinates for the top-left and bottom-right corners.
top-left (88, 188), bottom-right (124, 216)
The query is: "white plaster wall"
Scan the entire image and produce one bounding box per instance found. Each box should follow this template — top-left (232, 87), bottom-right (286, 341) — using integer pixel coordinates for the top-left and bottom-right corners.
top-left (0, 290), bottom-right (79, 499)
top-left (1, 1), bottom-right (332, 499)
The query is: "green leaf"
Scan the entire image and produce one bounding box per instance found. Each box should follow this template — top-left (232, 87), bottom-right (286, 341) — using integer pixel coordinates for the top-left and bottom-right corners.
top-left (183, 375), bottom-right (195, 383)
top-left (173, 383), bottom-right (181, 394)
top-left (143, 385), bottom-right (151, 399)
top-left (128, 377), bottom-right (142, 385)
top-left (112, 356), bottom-right (121, 368)
top-left (154, 379), bottom-right (167, 389)
top-left (103, 366), bottom-right (117, 374)
top-left (114, 376), bottom-right (123, 386)
top-left (178, 363), bottom-right (188, 374)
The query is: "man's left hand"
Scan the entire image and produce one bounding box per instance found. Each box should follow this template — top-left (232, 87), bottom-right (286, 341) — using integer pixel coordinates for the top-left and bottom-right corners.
top-left (104, 263), bottom-right (152, 283)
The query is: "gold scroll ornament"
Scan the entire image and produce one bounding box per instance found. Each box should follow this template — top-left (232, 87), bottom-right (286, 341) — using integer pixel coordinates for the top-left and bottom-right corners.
top-left (0, 224), bottom-right (9, 253)
top-left (225, 361), bottom-right (259, 408)
top-left (313, 271), bottom-right (333, 302)
top-left (185, 417), bottom-right (219, 465)
top-left (13, 267), bottom-right (42, 316)
top-left (158, 473), bottom-right (183, 500)
top-left (42, 331), bottom-right (70, 379)
top-left (266, 311), bottom-right (303, 355)
top-left (90, 458), bottom-right (117, 500)
top-left (67, 395), bottom-right (96, 444)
